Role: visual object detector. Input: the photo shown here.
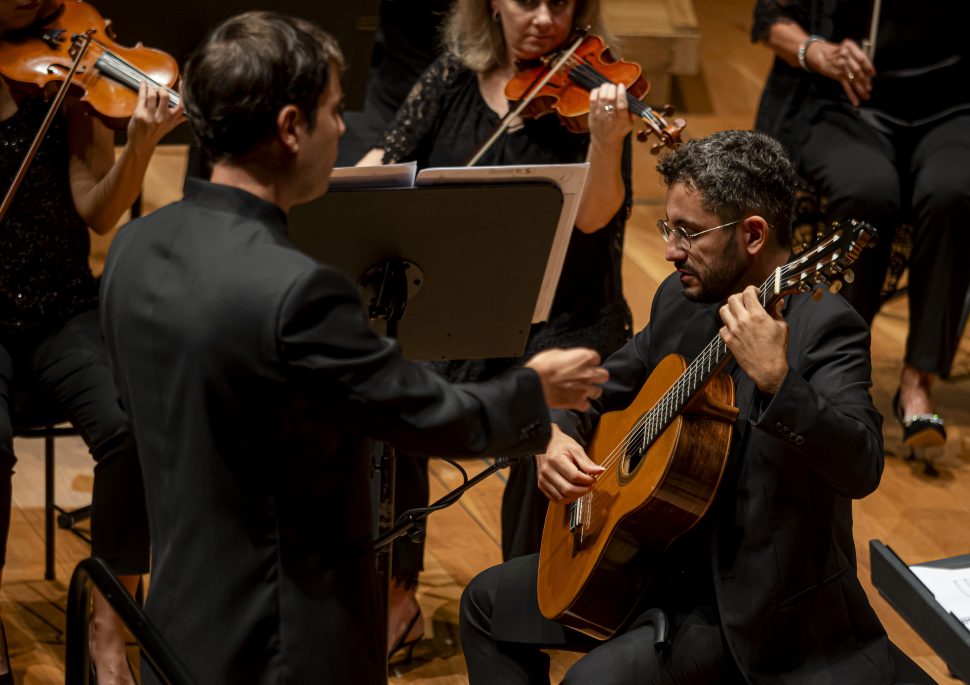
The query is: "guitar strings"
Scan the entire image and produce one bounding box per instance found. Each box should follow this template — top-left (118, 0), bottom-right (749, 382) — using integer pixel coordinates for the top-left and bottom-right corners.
top-left (576, 237), bottom-right (849, 511)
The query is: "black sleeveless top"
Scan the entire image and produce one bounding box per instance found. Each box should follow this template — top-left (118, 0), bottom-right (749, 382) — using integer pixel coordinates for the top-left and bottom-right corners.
top-left (0, 97), bottom-right (97, 340)
top-left (380, 54), bottom-right (633, 381)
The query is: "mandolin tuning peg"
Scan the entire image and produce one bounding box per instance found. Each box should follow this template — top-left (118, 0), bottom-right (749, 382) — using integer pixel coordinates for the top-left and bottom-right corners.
top-left (843, 269), bottom-right (855, 284)
top-left (812, 288), bottom-right (825, 302)
top-left (829, 280), bottom-right (843, 294)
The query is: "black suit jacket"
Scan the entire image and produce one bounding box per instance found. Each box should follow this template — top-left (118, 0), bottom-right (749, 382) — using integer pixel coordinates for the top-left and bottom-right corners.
top-left (99, 180), bottom-right (552, 685)
top-left (552, 273), bottom-right (894, 684)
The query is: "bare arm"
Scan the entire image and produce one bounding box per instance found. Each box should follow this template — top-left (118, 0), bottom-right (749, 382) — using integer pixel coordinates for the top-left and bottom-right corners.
top-left (67, 82), bottom-right (184, 234)
top-left (575, 83), bottom-right (633, 233)
top-left (357, 148), bottom-right (386, 166)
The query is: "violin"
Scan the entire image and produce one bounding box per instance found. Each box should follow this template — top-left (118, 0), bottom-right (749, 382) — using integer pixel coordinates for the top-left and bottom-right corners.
top-left (468, 30), bottom-right (685, 166)
top-left (509, 33), bottom-right (685, 151)
top-left (0, 0), bottom-right (180, 130)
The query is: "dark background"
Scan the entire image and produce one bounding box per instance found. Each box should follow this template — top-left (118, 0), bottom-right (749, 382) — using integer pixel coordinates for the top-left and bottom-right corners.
top-left (93, 0), bottom-right (379, 143)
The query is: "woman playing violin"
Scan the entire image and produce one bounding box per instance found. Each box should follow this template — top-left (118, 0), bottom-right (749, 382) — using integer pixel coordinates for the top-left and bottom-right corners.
top-left (360, 0), bottom-right (636, 659)
top-left (0, 1), bottom-right (182, 682)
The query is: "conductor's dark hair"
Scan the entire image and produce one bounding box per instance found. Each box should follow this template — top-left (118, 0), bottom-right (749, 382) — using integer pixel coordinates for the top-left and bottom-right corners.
top-left (656, 130), bottom-right (798, 247)
top-left (182, 11), bottom-right (343, 161)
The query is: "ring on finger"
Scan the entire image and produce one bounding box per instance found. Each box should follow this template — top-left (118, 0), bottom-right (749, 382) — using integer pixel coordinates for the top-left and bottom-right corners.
top-left (603, 103), bottom-right (616, 116)
top-left (846, 70), bottom-right (855, 81)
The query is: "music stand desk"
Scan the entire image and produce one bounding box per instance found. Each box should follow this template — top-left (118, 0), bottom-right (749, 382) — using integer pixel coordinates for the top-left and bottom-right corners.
top-left (870, 540), bottom-right (970, 682)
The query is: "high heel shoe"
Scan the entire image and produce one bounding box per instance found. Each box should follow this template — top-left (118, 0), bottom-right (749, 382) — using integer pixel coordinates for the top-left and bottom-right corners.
top-left (893, 390), bottom-right (946, 449)
top-left (0, 616), bottom-right (13, 685)
top-left (388, 609), bottom-right (424, 665)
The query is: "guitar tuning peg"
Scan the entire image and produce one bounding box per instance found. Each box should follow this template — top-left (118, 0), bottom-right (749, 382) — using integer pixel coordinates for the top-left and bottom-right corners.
top-left (843, 269), bottom-right (855, 284)
top-left (812, 288), bottom-right (825, 302)
top-left (829, 280), bottom-right (843, 294)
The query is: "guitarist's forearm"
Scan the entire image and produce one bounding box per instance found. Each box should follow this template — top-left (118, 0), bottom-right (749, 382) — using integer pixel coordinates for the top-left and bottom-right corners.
top-left (752, 369), bottom-right (883, 499)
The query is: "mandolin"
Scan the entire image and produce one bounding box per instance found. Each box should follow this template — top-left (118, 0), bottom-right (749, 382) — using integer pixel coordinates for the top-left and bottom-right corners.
top-left (536, 220), bottom-right (876, 640)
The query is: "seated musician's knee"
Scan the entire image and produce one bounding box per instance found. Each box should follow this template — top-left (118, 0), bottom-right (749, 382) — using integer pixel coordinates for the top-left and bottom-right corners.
top-left (460, 565), bottom-right (500, 632)
top-left (913, 169), bottom-right (970, 224)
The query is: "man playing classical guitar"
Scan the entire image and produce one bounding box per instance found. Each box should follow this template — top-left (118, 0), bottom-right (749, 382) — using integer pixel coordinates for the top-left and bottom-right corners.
top-left (460, 130), bottom-right (920, 684)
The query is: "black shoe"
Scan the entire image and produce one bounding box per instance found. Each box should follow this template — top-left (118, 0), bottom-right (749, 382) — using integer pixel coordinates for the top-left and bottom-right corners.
top-left (0, 616), bottom-right (14, 685)
top-left (893, 390), bottom-right (946, 449)
top-left (388, 609), bottom-right (423, 665)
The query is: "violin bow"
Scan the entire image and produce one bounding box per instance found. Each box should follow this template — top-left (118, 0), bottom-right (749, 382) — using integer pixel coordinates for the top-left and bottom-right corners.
top-left (861, 0), bottom-right (882, 62)
top-left (0, 30), bottom-right (94, 224)
top-left (465, 30), bottom-right (589, 167)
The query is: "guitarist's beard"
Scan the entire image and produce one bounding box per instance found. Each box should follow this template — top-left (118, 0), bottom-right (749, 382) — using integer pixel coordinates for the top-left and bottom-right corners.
top-left (676, 238), bottom-right (746, 304)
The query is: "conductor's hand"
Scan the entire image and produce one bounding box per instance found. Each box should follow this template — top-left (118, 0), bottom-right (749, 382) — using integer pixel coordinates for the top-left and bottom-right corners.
top-left (536, 424), bottom-right (605, 503)
top-left (525, 347), bottom-right (608, 411)
top-left (719, 286), bottom-right (789, 395)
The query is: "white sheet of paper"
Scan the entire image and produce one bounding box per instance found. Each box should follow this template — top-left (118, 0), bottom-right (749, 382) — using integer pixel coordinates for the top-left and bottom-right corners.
top-left (329, 161), bottom-right (417, 189)
top-left (415, 163), bottom-right (590, 323)
top-left (909, 564), bottom-right (970, 630)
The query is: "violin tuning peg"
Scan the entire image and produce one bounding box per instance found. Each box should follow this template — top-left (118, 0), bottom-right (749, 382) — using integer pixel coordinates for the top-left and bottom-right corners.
top-left (650, 142), bottom-right (663, 155)
top-left (843, 269), bottom-right (855, 284)
top-left (636, 130), bottom-right (649, 143)
top-left (812, 288), bottom-right (825, 302)
top-left (829, 280), bottom-right (843, 294)
top-left (660, 104), bottom-right (675, 117)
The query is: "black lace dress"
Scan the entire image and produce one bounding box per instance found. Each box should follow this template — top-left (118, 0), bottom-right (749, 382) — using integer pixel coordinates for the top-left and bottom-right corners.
top-left (380, 54), bottom-right (633, 383)
top-left (380, 54), bottom-right (634, 568)
top-left (1, 97), bottom-right (97, 342)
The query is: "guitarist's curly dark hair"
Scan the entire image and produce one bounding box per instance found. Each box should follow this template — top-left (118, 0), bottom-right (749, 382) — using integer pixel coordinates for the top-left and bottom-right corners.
top-left (656, 130), bottom-right (798, 247)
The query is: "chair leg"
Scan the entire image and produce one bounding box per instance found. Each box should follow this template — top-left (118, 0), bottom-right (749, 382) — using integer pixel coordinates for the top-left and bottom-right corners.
top-left (45, 433), bottom-right (55, 581)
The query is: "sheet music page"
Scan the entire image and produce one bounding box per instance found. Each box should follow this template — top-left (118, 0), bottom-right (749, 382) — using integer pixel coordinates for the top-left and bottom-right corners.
top-left (415, 163), bottom-right (590, 323)
top-left (329, 161), bottom-right (418, 189)
top-left (910, 564), bottom-right (970, 630)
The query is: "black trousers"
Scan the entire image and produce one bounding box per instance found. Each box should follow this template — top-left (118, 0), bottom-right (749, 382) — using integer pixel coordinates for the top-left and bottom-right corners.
top-left (460, 554), bottom-right (742, 685)
top-left (801, 108), bottom-right (970, 377)
top-left (0, 310), bottom-right (149, 573)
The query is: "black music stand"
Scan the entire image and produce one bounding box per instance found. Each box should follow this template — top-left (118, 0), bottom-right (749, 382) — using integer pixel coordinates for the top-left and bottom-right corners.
top-left (288, 181), bottom-right (565, 667)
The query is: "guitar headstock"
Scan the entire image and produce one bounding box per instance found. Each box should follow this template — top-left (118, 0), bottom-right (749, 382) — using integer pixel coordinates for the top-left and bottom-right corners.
top-left (767, 219), bottom-right (877, 302)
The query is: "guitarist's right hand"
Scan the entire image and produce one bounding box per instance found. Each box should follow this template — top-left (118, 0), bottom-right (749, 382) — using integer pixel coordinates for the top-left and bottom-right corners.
top-left (536, 424), bottom-right (605, 503)
top-left (525, 348), bottom-right (609, 411)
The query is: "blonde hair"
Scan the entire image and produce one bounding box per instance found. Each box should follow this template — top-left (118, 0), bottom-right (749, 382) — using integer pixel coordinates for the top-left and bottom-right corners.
top-left (442, 0), bottom-right (612, 73)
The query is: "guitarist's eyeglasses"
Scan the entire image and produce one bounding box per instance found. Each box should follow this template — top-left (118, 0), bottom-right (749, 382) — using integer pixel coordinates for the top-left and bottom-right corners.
top-left (657, 218), bottom-right (744, 250)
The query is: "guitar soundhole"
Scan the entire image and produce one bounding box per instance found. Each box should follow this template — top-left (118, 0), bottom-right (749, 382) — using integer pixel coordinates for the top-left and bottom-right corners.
top-left (624, 431), bottom-right (646, 474)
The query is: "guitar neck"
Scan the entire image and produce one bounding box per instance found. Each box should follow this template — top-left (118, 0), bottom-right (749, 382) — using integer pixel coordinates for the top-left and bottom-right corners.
top-left (635, 272), bottom-right (781, 451)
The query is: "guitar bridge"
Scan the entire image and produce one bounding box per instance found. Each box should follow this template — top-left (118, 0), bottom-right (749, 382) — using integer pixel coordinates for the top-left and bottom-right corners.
top-left (569, 497), bottom-right (583, 533)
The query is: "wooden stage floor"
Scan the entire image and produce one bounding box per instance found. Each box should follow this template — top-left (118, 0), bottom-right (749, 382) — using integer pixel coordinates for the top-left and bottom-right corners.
top-left (3, 0), bottom-right (968, 682)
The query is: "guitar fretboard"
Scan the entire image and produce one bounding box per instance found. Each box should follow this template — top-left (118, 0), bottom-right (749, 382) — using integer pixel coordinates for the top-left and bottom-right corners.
top-left (629, 275), bottom-right (776, 457)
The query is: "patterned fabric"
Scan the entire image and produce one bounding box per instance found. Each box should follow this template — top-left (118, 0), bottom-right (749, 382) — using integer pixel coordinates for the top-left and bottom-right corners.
top-left (380, 54), bottom-right (634, 382)
top-left (0, 97), bottom-right (96, 340)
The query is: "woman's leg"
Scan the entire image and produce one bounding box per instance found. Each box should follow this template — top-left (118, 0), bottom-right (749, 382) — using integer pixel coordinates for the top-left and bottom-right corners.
top-left (0, 343), bottom-right (15, 680)
top-left (32, 311), bottom-right (149, 685)
top-left (800, 107), bottom-right (902, 325)
top-left (903, 114), bottom-right (970, 416)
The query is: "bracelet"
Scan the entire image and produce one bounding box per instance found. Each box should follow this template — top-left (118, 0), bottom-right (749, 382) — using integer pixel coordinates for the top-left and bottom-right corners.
top-left (797, 34), bottom-right (825, 72)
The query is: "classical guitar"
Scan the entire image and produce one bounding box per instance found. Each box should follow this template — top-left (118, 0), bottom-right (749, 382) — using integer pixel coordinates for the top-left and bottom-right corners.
top-left (536, 220), bottom-right (877, 640)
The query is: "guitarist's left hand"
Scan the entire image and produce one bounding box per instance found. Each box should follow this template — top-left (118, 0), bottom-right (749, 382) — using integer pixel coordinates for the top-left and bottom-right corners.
top-left (719, 286), bottom-right (789, 395)
top-left (536, 424), bottom-right (605, 503)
